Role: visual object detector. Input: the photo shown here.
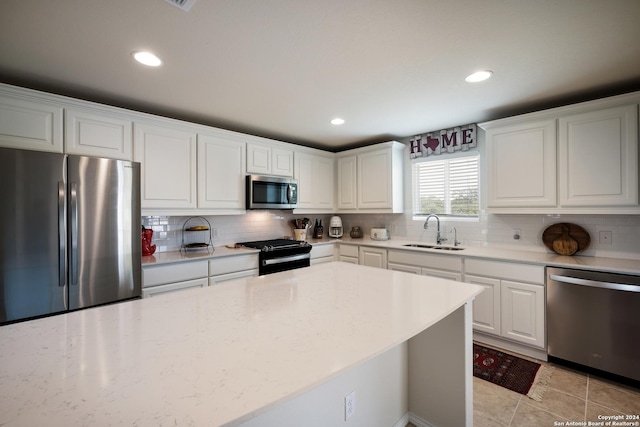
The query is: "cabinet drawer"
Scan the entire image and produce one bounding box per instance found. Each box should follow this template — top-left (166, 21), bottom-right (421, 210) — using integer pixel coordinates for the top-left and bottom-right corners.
top-left (388, 250), bottom-right (462, 272)
top-left (143, 261), bottom-right (208, 287)
top-left (142, 278), bottom-right (208, 298)
top-left (310, 244), bottom-right (335, 259)
top-left (465, 259), bottom-right (544, 285)
top-left (209, 254), bottom-right (259, 276)
top-left (339, 244), bottom-right (359, 258)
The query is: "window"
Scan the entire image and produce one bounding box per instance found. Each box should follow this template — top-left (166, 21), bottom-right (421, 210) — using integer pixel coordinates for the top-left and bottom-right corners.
top-left (412, 154), bottom-right (479, 217)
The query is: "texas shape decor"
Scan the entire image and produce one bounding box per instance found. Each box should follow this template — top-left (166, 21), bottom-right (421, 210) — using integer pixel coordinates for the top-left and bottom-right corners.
top-left (409, 123), bottom-right (477, 159)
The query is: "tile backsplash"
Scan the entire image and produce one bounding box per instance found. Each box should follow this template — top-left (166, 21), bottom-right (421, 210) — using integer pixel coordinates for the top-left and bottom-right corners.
top-left (142, 211), bottom-right (640, 260)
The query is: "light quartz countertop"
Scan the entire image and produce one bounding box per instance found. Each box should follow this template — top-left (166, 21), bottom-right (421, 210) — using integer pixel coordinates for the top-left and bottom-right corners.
top-left (0, 262), bottom-right (483, 427)
top-left (144, 237), bottom-right (640, 276)
top-left (335, 237), bottom-right (640, 275)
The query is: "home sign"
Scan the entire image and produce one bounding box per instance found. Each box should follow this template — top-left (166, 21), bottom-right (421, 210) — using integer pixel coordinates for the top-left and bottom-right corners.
top-left (409, 124), bottom-right (477, 158)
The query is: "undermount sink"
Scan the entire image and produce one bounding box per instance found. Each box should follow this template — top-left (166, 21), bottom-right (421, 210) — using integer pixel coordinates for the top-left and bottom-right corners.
top-left (402, 243), bottom-right (465, 251)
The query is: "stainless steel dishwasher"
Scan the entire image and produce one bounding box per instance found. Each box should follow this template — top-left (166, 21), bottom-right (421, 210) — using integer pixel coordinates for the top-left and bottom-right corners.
top-left (547, 267), bottom-right (640, 383)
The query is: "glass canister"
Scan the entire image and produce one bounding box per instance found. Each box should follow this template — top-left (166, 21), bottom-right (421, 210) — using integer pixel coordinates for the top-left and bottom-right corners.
top-left (350, 226), bottom-right (363, 238)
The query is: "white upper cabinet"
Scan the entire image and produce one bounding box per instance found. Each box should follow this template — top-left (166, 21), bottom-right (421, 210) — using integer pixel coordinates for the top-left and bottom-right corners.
top-left (336, 141), bottom-right (405, 213)
top-left (294, 151), bottom-right (334, 212)
top-left (197, 133), bottom-right (246, 213)
top-left (0, 85), bottom-right (63, 153)
top-left (558, 104), bottom-right (638, 207)
top-left (337, 154), bottom-right (358, 210)
top-left (485, 119), bottom-right (557, 208)
top-left (134, 121), bottom-right (198, 211)
top-left (480, 92), bottom-right (640, 214)
top-left (65, 107), bottom-right (133, 160)
top-left (247, 143), bottom-right (293, 177)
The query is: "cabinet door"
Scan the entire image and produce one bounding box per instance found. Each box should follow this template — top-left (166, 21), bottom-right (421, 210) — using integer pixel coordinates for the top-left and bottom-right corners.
top-left (315, 155), bottom-right (335, 209)
top-left (65, 108), bottom-right (132, 160)
top-left (465, 275), bottom-right (501, 336)
top-left (198, 134), bottom-right (246, 211)
top-left (339, 256), bottom-right (359, 264)
top-left (486, 120), bottom-right (557, 208)
top-left (134, 122), bottom-right (197, 209)
top-left (142, 278), bottom-right (207, 298)
top-left (294, 152), bottom-right (335, 211)
top-left (247, 143), bottom-right (271, 175)
top-left (559, 104), bottom-right (638, 207)
top-left (294, 152), bottom-right (314, 208)
top-left (359, 247), bottom-right (387, 269)
top-left (357, 148), bottom-right (392, 209)
top-left (0, 94), bottom-right (63, 152)
top-left (272, 147), bottom-right (294, 177)
top-left (501, 280), bottom-right (545, 348)
top-left (337, 155), bottom-right (357, 209)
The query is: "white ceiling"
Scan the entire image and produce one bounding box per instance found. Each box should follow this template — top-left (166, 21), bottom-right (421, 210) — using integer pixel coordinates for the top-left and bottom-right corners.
top-left (1, 0), bottom-right (640, 151)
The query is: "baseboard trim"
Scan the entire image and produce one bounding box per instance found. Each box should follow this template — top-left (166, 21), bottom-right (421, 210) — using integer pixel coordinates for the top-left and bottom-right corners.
top-left (392, 413), bottom-right (410, 427)
top-left (407, 412), bottom-right (437, 427)
top-left (473, 332), bottom-right (548, 361)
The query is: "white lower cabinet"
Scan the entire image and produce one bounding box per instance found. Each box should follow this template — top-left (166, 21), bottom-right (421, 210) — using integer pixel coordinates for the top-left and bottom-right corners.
top-left (142, 278), bottom-right (208, 298)
top-left (464, 259), bottom-right (545, 349)
top-left (338, 244), bottom-right (359, 264)
top-left (359, 246), bottom-right (387, 269)
top-left (310, 244), bottom-right (335, 265)
top-left (209, 254), bottom-right (259, 285)
top-left (387, 250), bottom-right (463, 281)
top-left (142, 261), bottom-right (209, 298)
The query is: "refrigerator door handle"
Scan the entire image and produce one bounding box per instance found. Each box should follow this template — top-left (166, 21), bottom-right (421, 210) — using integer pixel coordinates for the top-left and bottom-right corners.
top-left (58, 181), bottom-right (67, 287)
top-left (70, 182), bottom-right (79, 287)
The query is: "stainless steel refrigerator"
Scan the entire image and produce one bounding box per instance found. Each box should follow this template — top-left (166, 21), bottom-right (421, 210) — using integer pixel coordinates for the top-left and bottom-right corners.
top-left (0, 147), bottom-right (141, 325)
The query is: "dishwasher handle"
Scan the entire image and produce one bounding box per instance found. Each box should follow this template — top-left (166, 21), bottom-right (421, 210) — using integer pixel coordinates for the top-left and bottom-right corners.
top-left (549, 274), bottom-right (640, 293)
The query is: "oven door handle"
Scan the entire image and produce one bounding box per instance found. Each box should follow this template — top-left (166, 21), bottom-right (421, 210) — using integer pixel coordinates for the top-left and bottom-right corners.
top-left (262, 253), bottom-right (310, 266)
top-left (549, 274), bottom-right (640, 293)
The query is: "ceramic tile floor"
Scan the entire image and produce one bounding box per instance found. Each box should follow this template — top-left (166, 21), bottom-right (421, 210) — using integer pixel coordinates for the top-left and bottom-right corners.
top-left (407, 347), bottom-right (640, 427)
top-left (472, 356), bottom-right (640, 427)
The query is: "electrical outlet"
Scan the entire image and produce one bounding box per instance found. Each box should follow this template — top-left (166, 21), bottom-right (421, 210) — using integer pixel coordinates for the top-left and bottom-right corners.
top-left (345, 391), bottom-right (355, 420)
top-left (211, 228), bottom-right (218, 238)
top-left (599, 230), bottom-right (612, 245)
top-left (513, 229), bottom-right (521, 240)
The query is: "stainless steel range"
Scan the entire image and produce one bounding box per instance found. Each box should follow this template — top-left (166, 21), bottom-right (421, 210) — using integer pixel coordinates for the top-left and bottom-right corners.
top-left (238, 239), bottom-right (312, 275)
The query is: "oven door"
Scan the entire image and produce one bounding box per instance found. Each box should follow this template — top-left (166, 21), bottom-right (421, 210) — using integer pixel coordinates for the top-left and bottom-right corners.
top-left (259, 249), bottom-right (311, 275)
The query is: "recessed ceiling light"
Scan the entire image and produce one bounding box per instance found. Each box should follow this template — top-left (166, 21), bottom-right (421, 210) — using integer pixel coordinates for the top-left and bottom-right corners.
top-left (132, 51), bottom-right (163, 67)
top-left (331, 118), bottom-right (345, 125)
top-left (465, 70), bottom-right (493, 83)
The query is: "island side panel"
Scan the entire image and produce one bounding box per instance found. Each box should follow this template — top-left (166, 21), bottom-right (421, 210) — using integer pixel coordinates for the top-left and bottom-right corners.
top-left (408, 303), bottom-right (473, 427)
top-left (238, 343), bottom-right (409, 427)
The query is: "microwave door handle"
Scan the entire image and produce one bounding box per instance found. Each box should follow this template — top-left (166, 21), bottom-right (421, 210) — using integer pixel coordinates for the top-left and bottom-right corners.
top-left (287, 184), bottom-right (293, 204)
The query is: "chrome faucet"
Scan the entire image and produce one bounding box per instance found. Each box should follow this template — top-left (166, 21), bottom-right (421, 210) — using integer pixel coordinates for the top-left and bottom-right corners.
top-left (423, 214), bottom-right (446, 245)
top-left (450, 227), bottom-right (461, 246)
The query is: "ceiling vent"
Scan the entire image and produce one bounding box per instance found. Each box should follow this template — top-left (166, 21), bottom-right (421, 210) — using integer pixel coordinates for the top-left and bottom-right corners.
top-left (164, 0), bottom-right (197, 12)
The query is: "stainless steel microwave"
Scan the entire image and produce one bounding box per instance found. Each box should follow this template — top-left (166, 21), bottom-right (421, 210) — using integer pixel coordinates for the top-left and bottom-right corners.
top-left (246, 175), bottom-right (298, 209)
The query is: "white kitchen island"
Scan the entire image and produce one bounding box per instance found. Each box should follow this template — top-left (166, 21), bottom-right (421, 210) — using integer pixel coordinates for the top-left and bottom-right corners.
top-left (0, 262), bottom-right (483, 427)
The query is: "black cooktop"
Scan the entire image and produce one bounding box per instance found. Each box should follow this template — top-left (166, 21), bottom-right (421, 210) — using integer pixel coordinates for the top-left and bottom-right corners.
top-left (238, 238), bottom-right (311, 252)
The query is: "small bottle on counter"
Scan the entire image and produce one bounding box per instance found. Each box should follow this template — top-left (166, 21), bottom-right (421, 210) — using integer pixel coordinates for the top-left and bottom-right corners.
top-left (315, 219), bottom-right (324, 239)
